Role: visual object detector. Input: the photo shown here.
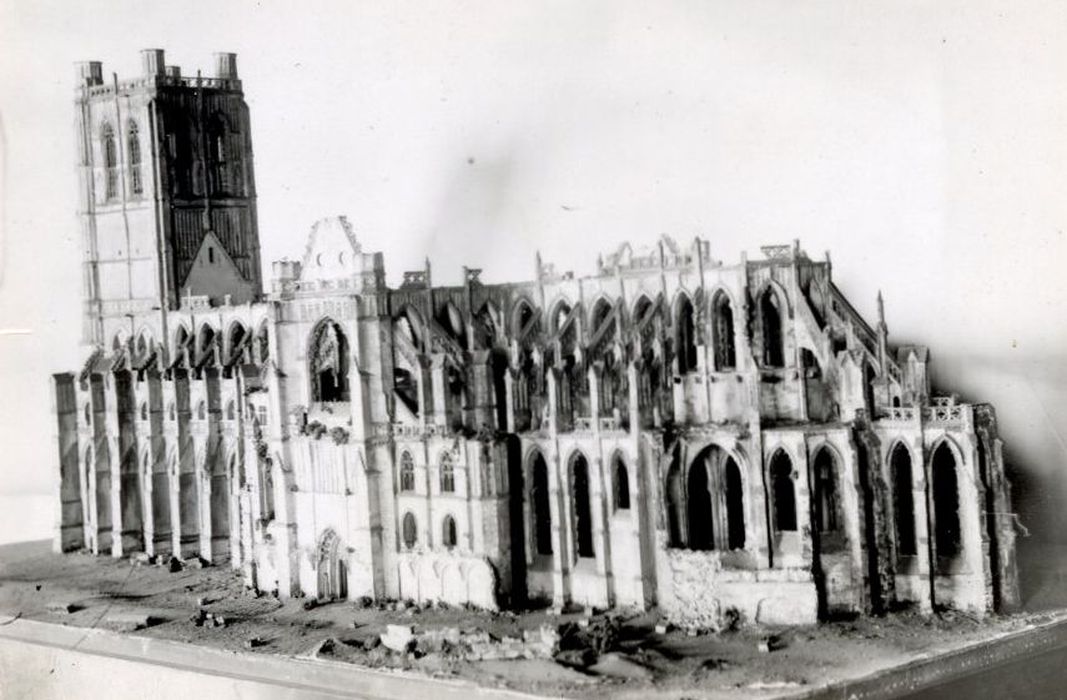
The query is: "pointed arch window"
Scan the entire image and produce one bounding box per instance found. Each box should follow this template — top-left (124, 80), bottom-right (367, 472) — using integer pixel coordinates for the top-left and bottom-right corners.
top-left (932, 443), bottom-right (961, 560)
top-left (813, 448), bottom-right (840, 534)
top-left (399, 451), bottom-right (415, 492)
top-left (712, 292), bottom-right (736, 371)
top-left (531, 452), bottom-right (553, 555)
top-left (442, 515), bottom-right (458, 549)
top-left (402, 512), bottom-right (418, 549)
top-left (439, 451), bottom-right (456, 493)
top-left (679, 446), bottom-right (746, 551)
top-left (310, 320), bottom-right (350, 403)
top-left (891, 444), bottom-right (917, 556)
top-left (102, 123), bottom-right (118, 200)
top-left (571, 454), bottom-right (595, 559)
top-left (676, 296), bottom-right (697, 374)
top-left (613, 455), bottom-right (630, 511)
top-left (760, 288), bottom-right (785, 368)
top-left (769, 450), bottom-right (797, 532)
top-left (209, 115), bottom-right (231, 195)
top-left (127, 121), bottom-right (143, 195)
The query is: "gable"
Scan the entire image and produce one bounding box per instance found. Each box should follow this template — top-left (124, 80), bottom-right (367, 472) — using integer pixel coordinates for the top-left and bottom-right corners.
top-left (299, 216), bottom-right (363, 281)
top-left (180, 230), bottom-right (255, 304)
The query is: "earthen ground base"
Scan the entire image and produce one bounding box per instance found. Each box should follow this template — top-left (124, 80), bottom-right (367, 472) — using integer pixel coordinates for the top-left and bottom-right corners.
top-left (0, 540), bottom-right (1058, 699)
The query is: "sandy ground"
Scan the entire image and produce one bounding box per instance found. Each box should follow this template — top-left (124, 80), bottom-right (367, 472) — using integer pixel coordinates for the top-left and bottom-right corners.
top-left (0, 540), bottom-right (1060, 699)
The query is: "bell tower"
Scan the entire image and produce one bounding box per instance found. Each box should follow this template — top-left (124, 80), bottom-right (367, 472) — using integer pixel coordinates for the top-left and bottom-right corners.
top-left (74, 49), bottom-right (263, 349)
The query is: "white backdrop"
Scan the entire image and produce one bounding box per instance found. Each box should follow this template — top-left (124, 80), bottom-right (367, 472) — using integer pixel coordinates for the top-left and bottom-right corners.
top-left (0, 0), bottom-right (1064, 542)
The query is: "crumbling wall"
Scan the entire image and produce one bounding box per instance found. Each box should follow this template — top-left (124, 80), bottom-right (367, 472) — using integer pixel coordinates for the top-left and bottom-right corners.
top-left (659, 548), bottom-right (817, 628)
top-left (396, 552), bottom-right (498, 610)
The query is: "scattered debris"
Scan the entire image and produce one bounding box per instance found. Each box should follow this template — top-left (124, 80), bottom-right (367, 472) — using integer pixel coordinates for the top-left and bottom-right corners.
top-left (302, 598), bottom-right (319, 611)
top-left (245, 636), bottom-right (267, 649)
top-left (381, 624), bottom-right (415, 653)
top-left (588, 652), bottom-right (653, 680)
top-left (46, 601), bottom-right (81, 615)
top-left (757, 634), bottom-right (786, 653)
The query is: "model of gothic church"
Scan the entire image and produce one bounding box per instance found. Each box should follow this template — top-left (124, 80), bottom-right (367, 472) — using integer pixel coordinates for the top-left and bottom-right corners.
top-left (50, 50), bottom-right (1020, 628)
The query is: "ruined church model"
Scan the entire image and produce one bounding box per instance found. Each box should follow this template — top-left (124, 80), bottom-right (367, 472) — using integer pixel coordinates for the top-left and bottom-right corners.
top-left (51, 50), bottom-right (1020, 629)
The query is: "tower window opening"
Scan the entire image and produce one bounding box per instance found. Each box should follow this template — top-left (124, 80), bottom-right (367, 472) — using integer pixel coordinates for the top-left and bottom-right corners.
top-left (127, 121), bottom-right (142, 195)
top-left (102, 123), bottom-right (118, 200)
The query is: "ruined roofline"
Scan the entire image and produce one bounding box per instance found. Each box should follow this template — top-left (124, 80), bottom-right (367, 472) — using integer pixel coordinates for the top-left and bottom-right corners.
top-left (75, 48), bottom-right (241, 96)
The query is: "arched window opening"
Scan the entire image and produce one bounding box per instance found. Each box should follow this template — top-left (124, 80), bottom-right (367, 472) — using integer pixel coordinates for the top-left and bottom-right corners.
top-left (760, 288), bottom-right (785, 368)
top-left (167, 402), bottom-right (176, 421)
top-left (724, 457), bottom-right (746, 550)
top-left (197, 325), bottom-right (217, 368)
top-left (173, 326), bottom-right (192, 368)
top-left (681, 446), bottom-right (746, 551)
top-left (310, 320), bottom-right (350, 403)
top-left (891, 444), bottom-right (917, 556)
top-left (676, 296), bottom-right (697, 374)
top-left (932, 443), bottom-right (961, 559)
top-left (225, 400), bottom-right (235, 420)
top-left (209, 115), bottom-right (231, 194)
top-left (402, 512), bottom-right (417, 549)
top-left (770, 450), bottom-right (797, 532)
top-left (399, 451), bottom-right (415, 492)
top-left (687, 458), bottom-right (714, 551)
top-left (892, 396), bottom-right (901, 408)
top-left (83, 403), bottom-right (92, 425)
top-left (440, 452), bottom-right (455, 493)
top-left (813, 448), bottom-right (839, 534)
top-left (613, 456), bottom-right (630, 511)
top-left (127, 121), bottom-right (143, 195)
top-left (514, 300), bottom-right (536, 338)
top-left (712, 292), bottom-right (736, 371)
top-left (227, 323), bottom-right (248, 366)
top-left (196, 401), bottom-right (206, 421)
top-left (102, 123), bottom-right (118, 200)
top-left (571, 454), bottom-right (595, 559)
top-left (531, 453), bottom-right (552, 555)
top-left (591, 299), bottom-right (612, 335)
top-left (442, 515), bottom-right (457, 549)
top-left (139, 403), bottom-right (148, 422)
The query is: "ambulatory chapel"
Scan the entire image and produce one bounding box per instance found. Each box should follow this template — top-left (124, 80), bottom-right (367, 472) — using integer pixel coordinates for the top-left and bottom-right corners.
top-left (51, 50), bottom-right (1020, 628)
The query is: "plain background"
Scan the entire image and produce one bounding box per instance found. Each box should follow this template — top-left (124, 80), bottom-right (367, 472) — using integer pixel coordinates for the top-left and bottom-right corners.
top-left (0, 1), bottom-right (1064, 559)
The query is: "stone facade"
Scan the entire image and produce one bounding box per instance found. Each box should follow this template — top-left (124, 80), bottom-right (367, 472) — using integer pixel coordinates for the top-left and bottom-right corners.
top-left (51, 50), bottom-right (1020, 628)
